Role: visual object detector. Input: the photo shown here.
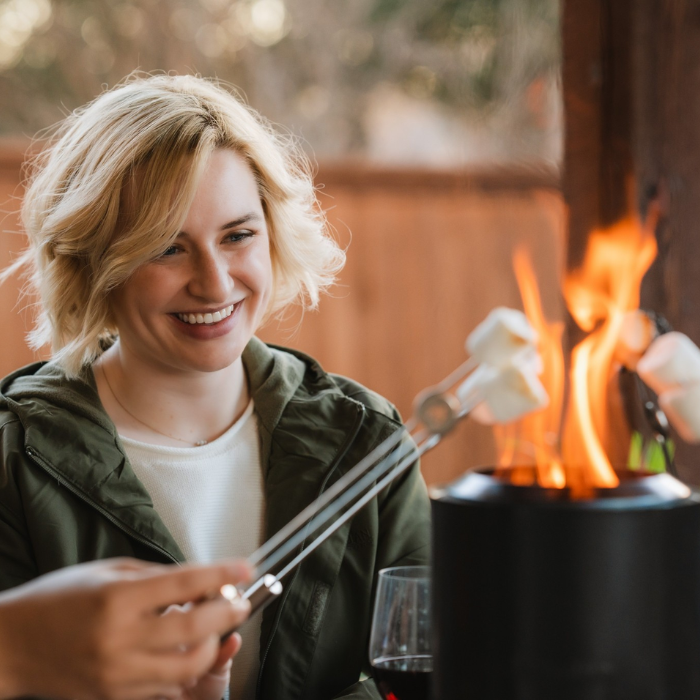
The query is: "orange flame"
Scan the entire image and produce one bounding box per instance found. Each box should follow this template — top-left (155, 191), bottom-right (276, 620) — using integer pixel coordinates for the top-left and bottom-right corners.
top-left (562, 215), bottom-right (657, 486)
top-left (496, 211), bottom-right (657, 492)
top-left (494, 248), bottom-right (566, 488)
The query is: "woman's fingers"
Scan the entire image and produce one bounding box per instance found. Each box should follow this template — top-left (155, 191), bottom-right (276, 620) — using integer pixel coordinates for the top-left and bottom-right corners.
top-left (144, 596), bottom-right (251, 650)
top-left (211, 632), bottom-right (240, 672)
top-left (118, 636), bottom-right (222, 689)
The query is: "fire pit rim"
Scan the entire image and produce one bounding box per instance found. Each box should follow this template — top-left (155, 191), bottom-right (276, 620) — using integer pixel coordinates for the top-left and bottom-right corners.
top-left (430, 466), bottom-right (695, 511)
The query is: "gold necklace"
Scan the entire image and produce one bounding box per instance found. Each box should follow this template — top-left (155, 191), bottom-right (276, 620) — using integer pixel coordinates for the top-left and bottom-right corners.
top-left (99, 363), bottom-right (208, 447)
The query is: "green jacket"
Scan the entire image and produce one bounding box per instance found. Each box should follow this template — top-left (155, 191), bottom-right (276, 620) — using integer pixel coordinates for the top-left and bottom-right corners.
top-left (0, 337), bottom-right (431, 700)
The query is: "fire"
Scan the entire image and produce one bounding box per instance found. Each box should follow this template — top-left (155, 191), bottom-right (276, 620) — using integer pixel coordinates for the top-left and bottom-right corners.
top-left (562, 216), bottom-right (657, 486)
top-left (496, 213), bottom-right (657, 491)
top-left (493, 248), bottom-right (566, 488)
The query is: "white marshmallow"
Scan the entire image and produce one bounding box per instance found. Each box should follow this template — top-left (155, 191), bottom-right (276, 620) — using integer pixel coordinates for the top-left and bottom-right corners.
top-left (466, 307), bottom-right (538, 368)
top-left (659, 383), bottom-right (700, 443)
top-left (469, 363), bottom-right (549, 425)
top-left (455, 349), bottom-right (543, 407)
top-left (614, 311), bottom-right (658, 370)
top-left (637, 332), bottom-right (700, 395)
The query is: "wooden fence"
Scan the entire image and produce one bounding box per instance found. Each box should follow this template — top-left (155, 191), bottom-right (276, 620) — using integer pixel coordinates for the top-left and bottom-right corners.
top-left (0, 143), bottom-right (564, 486)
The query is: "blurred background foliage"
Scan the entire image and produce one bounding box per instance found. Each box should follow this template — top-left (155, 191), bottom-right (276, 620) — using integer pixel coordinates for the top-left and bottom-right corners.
top-left (0, 0), bottom-right (561, 166)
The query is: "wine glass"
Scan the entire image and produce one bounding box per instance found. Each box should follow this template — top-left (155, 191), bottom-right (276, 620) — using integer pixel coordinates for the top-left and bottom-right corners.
top-left (369, 565), bottom-right (432, 700)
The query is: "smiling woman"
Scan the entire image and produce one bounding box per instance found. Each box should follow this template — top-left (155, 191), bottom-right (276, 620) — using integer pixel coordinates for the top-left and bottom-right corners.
top-left (0, 74), bottom-right (430, 700)
top-left (98, 150), bottom-right (274, 447)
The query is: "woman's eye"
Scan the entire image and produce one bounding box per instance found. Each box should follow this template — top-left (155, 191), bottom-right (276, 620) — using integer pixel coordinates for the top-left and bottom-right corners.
top-left (225, 230), bottom-right (255, 244)
top-left (158, 245), bottom-right (180, 258)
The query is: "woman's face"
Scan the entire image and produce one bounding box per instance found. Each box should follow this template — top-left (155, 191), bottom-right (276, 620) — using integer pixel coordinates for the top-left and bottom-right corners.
top-left (111, 148), bottom-right (273, 375)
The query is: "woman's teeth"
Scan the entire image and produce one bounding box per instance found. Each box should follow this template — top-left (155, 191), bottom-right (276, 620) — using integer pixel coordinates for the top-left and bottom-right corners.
top-left (177, 304), bottom-right (235, 325)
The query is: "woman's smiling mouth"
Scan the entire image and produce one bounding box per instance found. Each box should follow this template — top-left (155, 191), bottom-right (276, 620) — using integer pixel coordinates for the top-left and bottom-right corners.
top-left (175, 303), bottom-right (237, 325)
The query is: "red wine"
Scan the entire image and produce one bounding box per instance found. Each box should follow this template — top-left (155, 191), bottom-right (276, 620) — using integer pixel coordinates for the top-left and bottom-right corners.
top-left (371, 655), bottom-right (432, 700)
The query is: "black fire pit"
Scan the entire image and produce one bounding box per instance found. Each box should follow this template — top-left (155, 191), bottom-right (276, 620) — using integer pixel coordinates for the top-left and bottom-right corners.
top-left (430, 467), bottom-right (700, 700)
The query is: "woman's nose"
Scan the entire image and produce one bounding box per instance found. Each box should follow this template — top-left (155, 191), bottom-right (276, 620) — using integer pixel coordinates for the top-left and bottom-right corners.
top-left (187, 249), bottom-right (234, 302)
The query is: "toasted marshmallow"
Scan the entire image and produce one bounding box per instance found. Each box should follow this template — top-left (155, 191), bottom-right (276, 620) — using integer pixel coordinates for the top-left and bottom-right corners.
top-left (466, 307), bottom-right (537, 368)
top-left (614, 310), bottom-right (658, 370)
top-left (637, 332), bottom-right (700, 395)
top-left (469, 363), bottom-right (549, 425)
top-left (659, 384), bottom-right (700, 443)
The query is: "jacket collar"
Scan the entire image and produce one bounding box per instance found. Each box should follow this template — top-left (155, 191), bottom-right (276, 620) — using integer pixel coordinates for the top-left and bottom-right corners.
top-left (0, 360), bottom-right (188, 562)
top-left (242, 336), bottom-right (307, 473)
top-left (243, 336), bottom-right (366, 555)
top-left (244, 340), bottom-right (368, 697)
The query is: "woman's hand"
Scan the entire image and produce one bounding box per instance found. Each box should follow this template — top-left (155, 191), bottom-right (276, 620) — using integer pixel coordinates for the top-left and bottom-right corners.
top-left (0, 558), bottom-right (252, 700)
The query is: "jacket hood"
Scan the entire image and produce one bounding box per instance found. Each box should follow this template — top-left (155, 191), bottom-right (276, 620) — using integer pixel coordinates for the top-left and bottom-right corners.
top-left (0, 359), bottom-right (115, 433)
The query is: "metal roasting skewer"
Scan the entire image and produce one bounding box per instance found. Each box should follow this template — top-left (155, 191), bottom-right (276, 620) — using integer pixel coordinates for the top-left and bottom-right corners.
top-left (219, 363), bottom-right (484, 634)
top-left (245, 418), bottom-right (415, 569)
top-left (242, 356), bottom-right (479, 574)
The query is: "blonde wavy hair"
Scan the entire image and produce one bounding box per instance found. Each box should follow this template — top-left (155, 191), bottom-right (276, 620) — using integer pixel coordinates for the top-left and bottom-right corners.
top-left (13, 73), bottom-right (345, 376)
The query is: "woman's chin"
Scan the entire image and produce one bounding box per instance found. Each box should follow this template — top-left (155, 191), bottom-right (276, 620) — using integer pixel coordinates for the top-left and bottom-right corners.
top-left (177, 354), bottom-right (244, 375)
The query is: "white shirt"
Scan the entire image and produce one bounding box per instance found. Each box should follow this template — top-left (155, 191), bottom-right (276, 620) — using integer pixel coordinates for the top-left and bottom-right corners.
top-left (121, 399), bottom-right (264, 700)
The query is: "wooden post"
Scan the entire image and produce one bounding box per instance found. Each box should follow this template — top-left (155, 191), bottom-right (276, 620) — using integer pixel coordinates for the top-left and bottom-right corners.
top-left (563, 0), bottom-right (634, 270)
top-left (562, 0), bottom-right (636, 469)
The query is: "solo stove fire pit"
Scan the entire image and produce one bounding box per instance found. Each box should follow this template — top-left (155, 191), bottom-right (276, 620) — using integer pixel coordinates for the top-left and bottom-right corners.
top-left (431, 465), bottom-right (700, 700)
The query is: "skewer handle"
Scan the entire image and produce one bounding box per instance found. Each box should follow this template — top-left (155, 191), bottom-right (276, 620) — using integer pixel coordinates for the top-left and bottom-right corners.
top-left (220, 575), bottom-right (283, 642)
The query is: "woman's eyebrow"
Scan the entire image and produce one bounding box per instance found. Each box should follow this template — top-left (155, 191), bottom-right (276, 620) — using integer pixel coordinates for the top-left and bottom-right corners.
top-left (221, 213), bottom-right (262, 230)
top-left (176, 213), bottom-right (263, 238)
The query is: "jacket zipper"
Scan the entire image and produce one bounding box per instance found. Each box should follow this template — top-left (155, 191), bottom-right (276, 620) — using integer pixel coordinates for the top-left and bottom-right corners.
top-left (256, 400), bottom-right (366, 698)
top-left (25, 446), bottom-right (180, 564)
